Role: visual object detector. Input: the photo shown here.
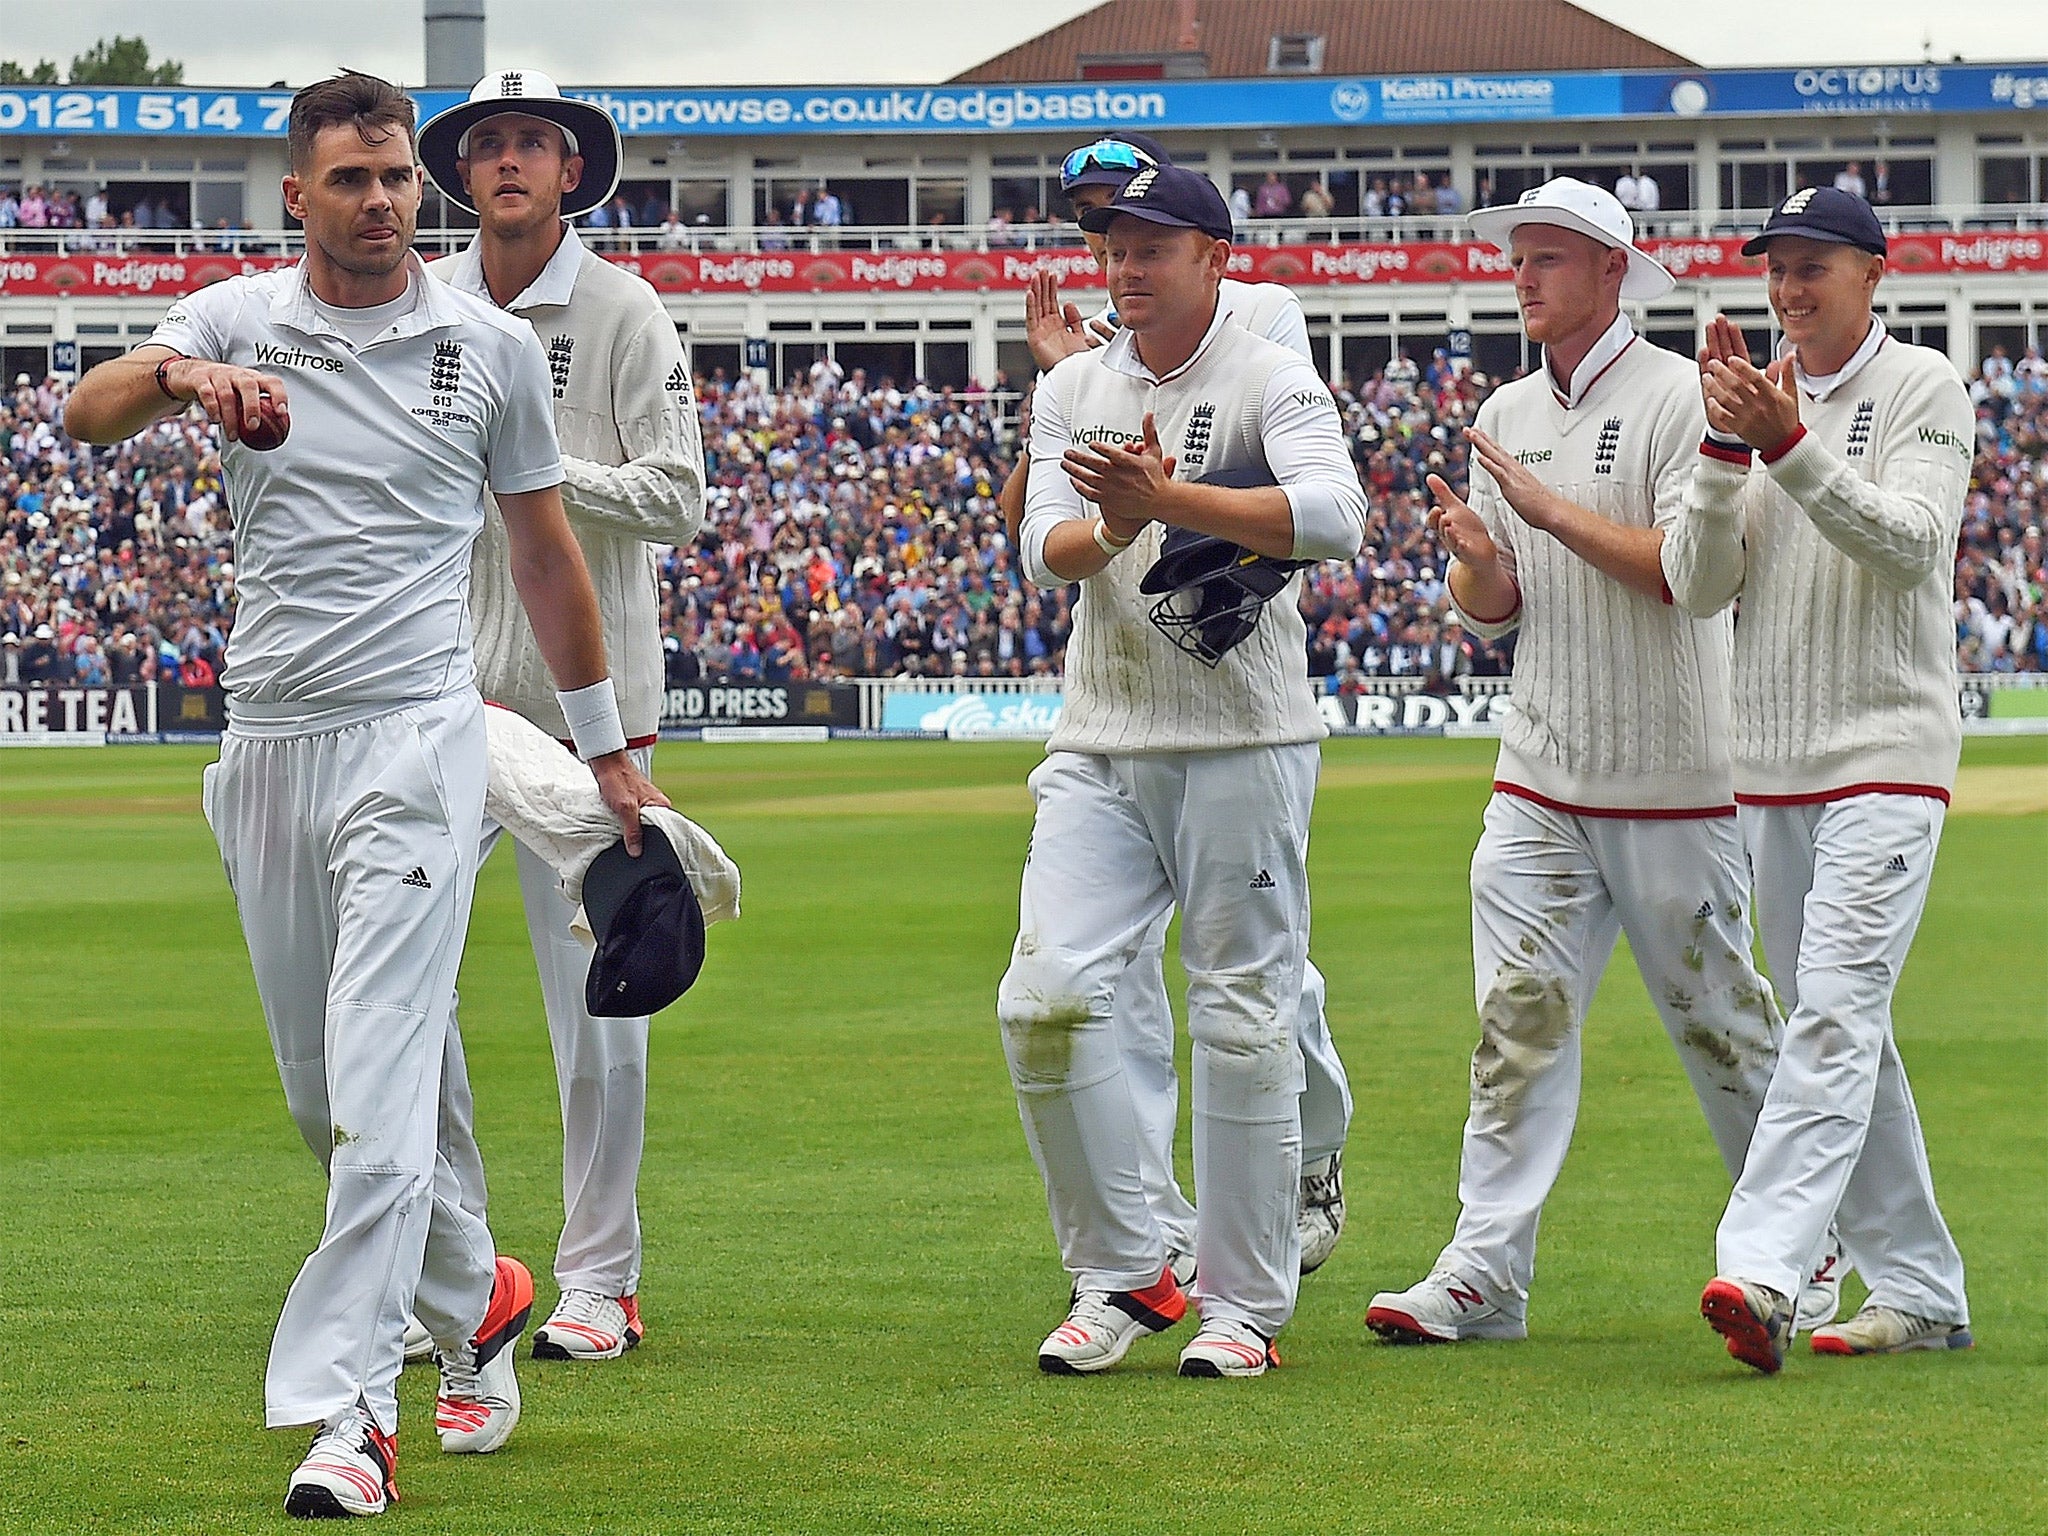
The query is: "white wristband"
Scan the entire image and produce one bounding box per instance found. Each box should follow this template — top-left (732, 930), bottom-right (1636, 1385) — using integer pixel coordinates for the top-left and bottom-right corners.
top-left (1093, 520), bottom-right (1133, 556)
top-left (557, 679), bottom-right (627, 760)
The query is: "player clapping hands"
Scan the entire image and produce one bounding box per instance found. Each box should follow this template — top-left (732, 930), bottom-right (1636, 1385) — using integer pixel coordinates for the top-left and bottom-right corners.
top-left (1698, 316), bottom-right (1800, 450)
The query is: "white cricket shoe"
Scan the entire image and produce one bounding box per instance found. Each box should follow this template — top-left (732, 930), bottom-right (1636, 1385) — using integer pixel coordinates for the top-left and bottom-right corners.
top-left (1037, 1267), bottom-right (1188, 1374)
top-left (1178, 1318), bottom-right (1279, 1378)
top-left (1366, 1269), bottom-right (1526, 1344)
top-left (532, 1290), bottom-right (644, 1362)
top-left (284, 1406), bottom-right (397, 1519)
top-left (435, 1255), bottom-right (533, 1454)
top-left (400, 1314), bottom-right (433, 1365)
top-left (1168, 1250), bottom-right (1197, 1292)
top-left (1299, 1151), bottom-right (1345, 1275)
top-left (1795, 1229), bottom-right (1846, 1331)
top-left (1810, 1305), bottom-right (1974, 1357)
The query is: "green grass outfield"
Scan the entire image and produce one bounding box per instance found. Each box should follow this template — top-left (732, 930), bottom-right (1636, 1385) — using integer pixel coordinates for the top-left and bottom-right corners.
top-left (2, 736), bottom-right (2044, 1535)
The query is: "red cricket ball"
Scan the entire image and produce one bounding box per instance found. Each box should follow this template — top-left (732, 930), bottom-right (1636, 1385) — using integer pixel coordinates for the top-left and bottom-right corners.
top-left (234, 391), bottom-right (290, 451)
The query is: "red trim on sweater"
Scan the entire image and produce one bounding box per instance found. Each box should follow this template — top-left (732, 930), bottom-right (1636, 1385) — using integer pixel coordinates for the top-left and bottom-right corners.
top-left (1494, 781), bottom-right (1736, 820)
top-left (1735, 781), bottom-right (1952, 808)
top-left (558, 733), bottom-right (660, 753)
top-left (1459, 579), bottom-right (1522, 626)
top-left (1549, 335), bottom-right (1638, 408)
top-left (1759, 424), bottom-right (1808, 464)
top-left (1698, 437), bottom-right (1752, 466)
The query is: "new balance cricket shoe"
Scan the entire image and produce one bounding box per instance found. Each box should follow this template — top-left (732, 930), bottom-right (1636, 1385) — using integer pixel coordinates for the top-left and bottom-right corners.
top-left (1178, 1319), bottom-right (1279, 1378)
top-left (1795, 1230), bottom-right (1846, 1332)
top-left (400, 1314), bottom-right (433, 1365)
top-left (1809, 1305), bottom-right (1974, 1357)
top-left (1701, 1276), bottom-right (1792, 1375)
top-left (532, 1290), bottom-right (644, 1361)
top-left (1365, 1269), bottom-right (1526, 1344)
top-left (1299, 1151), bottom-right (1345, 1275)
top-left (1037, 1267), bottom-right (1188, 1374)
top-left (284, 1407), bottom-right (397, 1519)
top-left (435, 1256), bottom-right (534, 1454)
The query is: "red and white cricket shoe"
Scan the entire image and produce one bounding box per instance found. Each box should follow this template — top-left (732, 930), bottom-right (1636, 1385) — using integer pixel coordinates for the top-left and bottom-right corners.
top-left (1365, 1269), bottom-right (1527, 1343)
top-left (532, 1290), bottom-right (644, 1361)
top-left (284, 1407), bottom-right (398, 1519)
top-left (436, 1255), bottom-right (533, 1454)
top-left (1037, 1266), bottom-right (1188, 1374)
top-left (1178, 1318), bottom-right (1280, 1378)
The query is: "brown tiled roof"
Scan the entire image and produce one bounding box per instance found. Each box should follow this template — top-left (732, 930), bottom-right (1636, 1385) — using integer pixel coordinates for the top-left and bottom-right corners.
top-left (951, 0), bottom-right (1694, 83)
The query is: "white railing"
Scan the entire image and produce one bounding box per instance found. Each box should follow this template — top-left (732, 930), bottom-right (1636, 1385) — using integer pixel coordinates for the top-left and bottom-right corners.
top-left (7, 203), bottom-right (2045, 260)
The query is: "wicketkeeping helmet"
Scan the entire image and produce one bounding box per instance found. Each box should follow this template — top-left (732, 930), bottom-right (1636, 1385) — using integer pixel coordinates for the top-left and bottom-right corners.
top-left (1137, 467), bottom-right (1306, 667)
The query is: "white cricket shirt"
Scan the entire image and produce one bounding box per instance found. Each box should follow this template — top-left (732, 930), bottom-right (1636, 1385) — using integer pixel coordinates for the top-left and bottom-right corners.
top-left (150, 255), bottom-right (562, 712)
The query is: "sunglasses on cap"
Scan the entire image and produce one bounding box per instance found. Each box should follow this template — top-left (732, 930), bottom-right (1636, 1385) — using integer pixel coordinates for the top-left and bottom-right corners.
top-left (1060, 139), bottom-right (1157, 190)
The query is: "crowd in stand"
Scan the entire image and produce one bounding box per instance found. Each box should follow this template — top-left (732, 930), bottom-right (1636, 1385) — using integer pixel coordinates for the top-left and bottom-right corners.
top-left (5, 347), bottom-right (2045, 700)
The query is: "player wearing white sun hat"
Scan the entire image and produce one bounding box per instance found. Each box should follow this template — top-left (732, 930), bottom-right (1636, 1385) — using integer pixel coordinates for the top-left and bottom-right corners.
top-left (1365, 178), bottom-right (1831, 1348)
top-left (418, 68), bottom-right (706, 1369)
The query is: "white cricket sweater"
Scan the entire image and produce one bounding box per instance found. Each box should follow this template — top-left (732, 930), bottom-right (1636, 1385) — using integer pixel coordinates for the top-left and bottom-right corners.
top-left (1024, 308), bottom-right (1367, 754)
top-left (1663, 330), bottom-right (1971, 801)
top-left (430, 229), bottom-right (705, 743)
top-left (1453, 329), bottom-right (1739, 812)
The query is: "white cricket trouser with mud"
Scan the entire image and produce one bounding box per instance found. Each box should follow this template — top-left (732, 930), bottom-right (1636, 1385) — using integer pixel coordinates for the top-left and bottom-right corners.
top-left (1438, 793), bottom-right (1783, 1310)
top-left (998, 745), bottom-right (1316, 1337)
top-left (1111, 926), bottom-right (1349, 1258)
top-left (442, 743), bottom-right (654, 1300)
top-left (1717, 795), bottom-right (1968, 1321)
top-left (202, 691), bottom-right (497, 1436)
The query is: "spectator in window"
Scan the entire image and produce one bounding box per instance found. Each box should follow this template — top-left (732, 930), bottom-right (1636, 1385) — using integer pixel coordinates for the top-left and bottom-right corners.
top-left (656, 211), bottom-right (688, 252)
top-left (986, 205), bottom-right (1015, 248)
top-left (1834, 160), bottom-right (1868, 201)
top-left (1254, 169), bottom-right (1294, 218)
top-left (1363, 176), bottom-right (1387, 219)
top-left (639, 188), bottom-right (667, 227)
top-left (790, 186), bottom-right (812, 227)
top-left (1871, 159), bottom-right (1893, 206)
top-left (85, 185), bottom-right (108, 228)
top-left (1634, 166), bottom-right (1660, 214)
top-left (761, 205), bottom-right (791, 251)
top-left (1614, 168), bottom-right (1641, 211)
top-left (1435, 173), bottom-right (1464, 217)
top-left (0, 186), bottom-right (18, 227)
top-left (1228, 183), bottom-right (1253, 235)
top-left (1384, 178), bottom-right (1408, 219)
top-left (813, 185), bottom-right (843, 227)
top-left (1474, 175), bottom-right (1497, 210)
top-left (1299, 178), bottom-right (1334, 222)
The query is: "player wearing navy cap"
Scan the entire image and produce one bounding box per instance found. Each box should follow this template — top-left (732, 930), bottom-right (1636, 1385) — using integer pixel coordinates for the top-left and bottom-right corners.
top-left (1668, 186), bottom-right (1975, 1373)
top-left (1000, 164), bottom-right (1367, 1378)
top-left (1002, 136), bottom-right (1354, 1286)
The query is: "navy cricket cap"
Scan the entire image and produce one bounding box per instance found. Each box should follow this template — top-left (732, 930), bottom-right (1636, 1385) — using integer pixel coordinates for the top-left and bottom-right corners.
top-left (1742, 187), bottom-right (1888, 257)
top-left (582, 823), bottom-right (706, 1018)
top-left (1078, 164), bottom-right (1233, 242)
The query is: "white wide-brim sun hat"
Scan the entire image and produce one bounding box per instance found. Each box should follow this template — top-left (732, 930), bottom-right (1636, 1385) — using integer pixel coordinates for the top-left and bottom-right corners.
top-left (418, 69), bottom-right (622, 219)
top-left (1467, 176), bottom-right (1675, 301)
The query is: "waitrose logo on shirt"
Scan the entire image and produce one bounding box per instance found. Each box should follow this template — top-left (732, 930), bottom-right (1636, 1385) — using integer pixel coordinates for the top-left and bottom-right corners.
top-left (1916, 425), bottom-right (1970, 458)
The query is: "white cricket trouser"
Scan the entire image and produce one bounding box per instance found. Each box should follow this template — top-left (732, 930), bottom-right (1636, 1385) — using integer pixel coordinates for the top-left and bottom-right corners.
top-left (443, 744), bottom-right (654, 1299)
top-left (1438, 793), bottom-right (1783, 1310)
top-left (1112, 925), bottom-right (1349, 1258)
top-left (202, 692), bottom-right (497, 1436)
top-left (1717, 795), bottom-right (1968, 1321)
top-left (998, 745), bottom-right (1317, 1337)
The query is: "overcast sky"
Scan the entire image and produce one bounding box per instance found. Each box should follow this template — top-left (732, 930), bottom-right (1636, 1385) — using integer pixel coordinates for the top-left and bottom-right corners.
top-left (0, 0), bottom-right (2042, 87)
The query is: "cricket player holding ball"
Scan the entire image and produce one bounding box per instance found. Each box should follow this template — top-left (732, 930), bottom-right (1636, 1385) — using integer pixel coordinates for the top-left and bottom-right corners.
top-left (65, 71), bottom-right (664, 1518)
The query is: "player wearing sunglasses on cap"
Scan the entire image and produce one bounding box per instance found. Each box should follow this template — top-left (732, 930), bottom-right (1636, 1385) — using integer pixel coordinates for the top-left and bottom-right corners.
top-left (1000, 137), bottom-right (1352, 1287)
